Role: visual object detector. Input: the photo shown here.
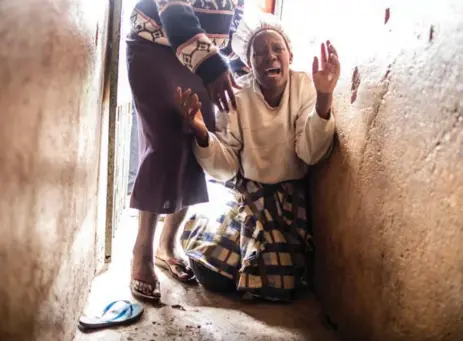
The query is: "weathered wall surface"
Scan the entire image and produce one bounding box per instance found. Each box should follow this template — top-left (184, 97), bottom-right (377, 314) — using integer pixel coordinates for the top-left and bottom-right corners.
top-left (0, 1), bottom-right (109, 340)
top-left (282, 1), bottom-right (462, 340)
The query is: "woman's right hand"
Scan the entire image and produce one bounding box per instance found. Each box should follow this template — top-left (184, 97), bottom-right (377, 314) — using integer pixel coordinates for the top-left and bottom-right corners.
top-left (176, 87), bottom-right (209, 146)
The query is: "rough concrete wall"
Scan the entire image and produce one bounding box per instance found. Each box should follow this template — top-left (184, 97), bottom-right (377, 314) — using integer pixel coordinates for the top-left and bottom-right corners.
top-left (281, 1), bottom-right (463, 341)
top-left (0, 1), bottom-right (109, 340)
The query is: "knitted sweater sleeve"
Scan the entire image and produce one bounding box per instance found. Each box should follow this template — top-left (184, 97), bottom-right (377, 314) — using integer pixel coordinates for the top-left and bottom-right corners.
top-left (156, 0), bottom-right (228, 84)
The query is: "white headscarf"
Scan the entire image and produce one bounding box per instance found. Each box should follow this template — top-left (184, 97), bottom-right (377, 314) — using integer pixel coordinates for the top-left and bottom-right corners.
top-left (231, 10), bottom-right (292, 66)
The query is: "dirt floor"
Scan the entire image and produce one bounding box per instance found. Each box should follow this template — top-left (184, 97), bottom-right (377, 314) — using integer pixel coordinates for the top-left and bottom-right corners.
top-left (74, 183), bottom-right (342, 341)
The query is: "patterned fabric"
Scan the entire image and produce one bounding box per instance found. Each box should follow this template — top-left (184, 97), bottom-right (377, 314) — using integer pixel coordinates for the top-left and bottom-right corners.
top-left (130, 9), bottom-right (169, 46)
top-left (176, 33), bottom-right (220, 72)
top-left (181, 177), bottom-right (312, 301)
top-left (129, 0), bottom-right (247, 83)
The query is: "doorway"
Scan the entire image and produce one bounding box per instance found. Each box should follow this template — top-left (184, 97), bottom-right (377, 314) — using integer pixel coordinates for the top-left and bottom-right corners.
top-left (103, 0), bottom-right (279, 263)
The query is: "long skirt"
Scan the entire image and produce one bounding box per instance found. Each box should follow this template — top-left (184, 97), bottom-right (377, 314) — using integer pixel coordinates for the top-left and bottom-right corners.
top-left (126, 37), bottom-right (216, 214)
top-left (181, 177), bottom-right (313, 301)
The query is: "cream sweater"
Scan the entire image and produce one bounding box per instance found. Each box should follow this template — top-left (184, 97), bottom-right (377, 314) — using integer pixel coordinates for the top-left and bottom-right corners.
top-left (193, 70), bottom-right (336, 184)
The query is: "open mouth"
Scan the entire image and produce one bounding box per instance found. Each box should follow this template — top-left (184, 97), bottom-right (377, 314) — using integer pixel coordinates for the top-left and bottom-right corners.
top-left (264, 67), bottom-right (282, 76)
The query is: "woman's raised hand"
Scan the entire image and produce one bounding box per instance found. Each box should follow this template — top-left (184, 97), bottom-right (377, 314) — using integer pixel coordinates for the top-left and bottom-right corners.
top-left (176, 87), bottom-right (209, 146)
top-left (312, 40), bottom-right (340, 94)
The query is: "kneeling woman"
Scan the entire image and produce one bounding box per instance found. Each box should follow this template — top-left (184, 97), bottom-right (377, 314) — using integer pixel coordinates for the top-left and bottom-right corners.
top-left (178, 14), bottom-right (341, 301)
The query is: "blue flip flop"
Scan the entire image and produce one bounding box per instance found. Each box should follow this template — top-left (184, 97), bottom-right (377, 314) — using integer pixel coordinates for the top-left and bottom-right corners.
top-left (78, 300), bottom-right (144, 331)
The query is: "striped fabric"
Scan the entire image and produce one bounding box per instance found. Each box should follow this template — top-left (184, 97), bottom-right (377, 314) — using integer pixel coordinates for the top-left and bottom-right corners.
top-left (129, 0), bottom-right (247, 83)
top-left (181, 177), bottom-right (312, 301)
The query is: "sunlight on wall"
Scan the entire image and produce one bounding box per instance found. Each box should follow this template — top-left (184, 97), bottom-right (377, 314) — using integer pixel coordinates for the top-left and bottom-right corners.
top-left (281, 0), bottom-right (441, 73)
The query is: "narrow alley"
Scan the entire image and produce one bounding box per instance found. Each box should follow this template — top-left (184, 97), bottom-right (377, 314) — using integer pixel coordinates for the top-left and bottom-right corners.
top-left (0, 1), bottom-right (461, 341)
top-left (74, 202), bottom-right (340, 341)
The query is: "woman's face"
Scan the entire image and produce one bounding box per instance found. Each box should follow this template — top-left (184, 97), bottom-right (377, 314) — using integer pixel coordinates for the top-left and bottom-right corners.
top-left (249, 30), bottom-right (292, 92)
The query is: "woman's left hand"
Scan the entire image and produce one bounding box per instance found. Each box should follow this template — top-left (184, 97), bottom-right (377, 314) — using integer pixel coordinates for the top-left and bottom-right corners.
top-left (312, 41), bottom-right (340, 94)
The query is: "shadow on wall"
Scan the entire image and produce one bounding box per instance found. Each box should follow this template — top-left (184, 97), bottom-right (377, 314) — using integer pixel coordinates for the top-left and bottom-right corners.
top-left (0, 0), bottom-right (109, 340)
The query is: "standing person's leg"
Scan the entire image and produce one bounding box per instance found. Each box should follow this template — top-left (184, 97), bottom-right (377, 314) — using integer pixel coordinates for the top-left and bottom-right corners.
top-left (155, 208), bottom-right (190, 279)
top-left (127, 40), bottom-right (190, 298)
top-left (126, 39), bottom-right (215, 296)
top-left (131, 210), bottom-right (160, 299)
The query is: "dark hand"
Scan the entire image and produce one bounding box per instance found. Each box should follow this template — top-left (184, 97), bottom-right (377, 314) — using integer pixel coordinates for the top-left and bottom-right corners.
top-left (206, 71), bottom-right (242, 112)
top-left (312, 40), bottom-right (341, 94)
top-left (176, 87), bottom-right (208, 145)
top-left (312, 40), bottom-right (341, 118)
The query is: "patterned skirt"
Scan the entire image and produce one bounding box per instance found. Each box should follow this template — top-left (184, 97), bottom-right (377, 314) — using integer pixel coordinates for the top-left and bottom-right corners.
top-left (181, 177), bottom-right (312, 301)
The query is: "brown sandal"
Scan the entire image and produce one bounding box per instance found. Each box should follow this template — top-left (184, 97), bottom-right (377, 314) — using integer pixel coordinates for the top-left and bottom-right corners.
top-left (155, 257), bottom-right (196, 283)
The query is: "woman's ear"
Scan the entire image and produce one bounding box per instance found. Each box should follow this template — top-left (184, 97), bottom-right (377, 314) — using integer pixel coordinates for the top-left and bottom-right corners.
top-left (289, 52), bottom-right (294, 64)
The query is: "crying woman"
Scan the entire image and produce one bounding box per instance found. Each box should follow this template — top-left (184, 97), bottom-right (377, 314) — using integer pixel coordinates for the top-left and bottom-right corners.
top-left (177, 13), bottom-right (341, 301)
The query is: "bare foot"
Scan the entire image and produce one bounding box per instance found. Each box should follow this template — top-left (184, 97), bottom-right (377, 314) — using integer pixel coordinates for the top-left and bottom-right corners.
top-left (131, 256), bottom-right (160, 297)
top-left (155, 246), bottom-right (184, 262)
top-left (155, 248), bottom-right (194, 281)
top-left (155, 208), bottom-right (193, 281)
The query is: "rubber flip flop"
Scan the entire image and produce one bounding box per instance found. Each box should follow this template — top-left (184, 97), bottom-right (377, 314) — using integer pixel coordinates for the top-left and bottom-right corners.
top-left (155, 257), bottom-right (196, 283)
top-left (78, 300), bottom-right (144, 331)
top-left (131, 279), bottom-right (161, 302)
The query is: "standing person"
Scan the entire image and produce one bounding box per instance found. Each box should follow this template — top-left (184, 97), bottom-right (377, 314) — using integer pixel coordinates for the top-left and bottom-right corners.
top-left (126, 0), bottom-right (248, 301)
